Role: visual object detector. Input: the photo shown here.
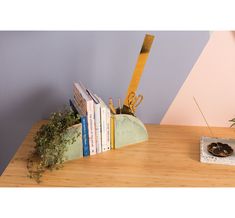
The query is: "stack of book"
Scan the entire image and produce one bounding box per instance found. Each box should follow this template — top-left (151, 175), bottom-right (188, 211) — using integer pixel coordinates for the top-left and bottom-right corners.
top-left (70, 81), bottom-right (113, 157)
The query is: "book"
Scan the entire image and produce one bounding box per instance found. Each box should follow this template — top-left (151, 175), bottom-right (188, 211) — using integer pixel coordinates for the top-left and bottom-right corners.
top-left (98, 97), bottom-right (111, 152)
top-left (69, 99), bottom-right (79, 115)
top-left (106, 108), bottom-right (111, 151)
top-left (73, 84), bottom-right (87, 116)
top-left (81, 116), bottom-right (90, 157)
top-left (86, 90), bottom-right (102, 154)
top-left (73, 82), bottom-right (97, 155)
top-left (101, 103), bottom-right (107, 152)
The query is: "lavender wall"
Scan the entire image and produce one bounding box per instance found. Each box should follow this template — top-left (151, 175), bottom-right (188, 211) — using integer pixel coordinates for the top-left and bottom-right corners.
top-left (0, 31), bottom-right (209, 174)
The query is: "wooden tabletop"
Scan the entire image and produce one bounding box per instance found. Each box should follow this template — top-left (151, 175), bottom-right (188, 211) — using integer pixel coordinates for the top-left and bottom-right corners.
top-left (1, 121), bottom-right (235, 187)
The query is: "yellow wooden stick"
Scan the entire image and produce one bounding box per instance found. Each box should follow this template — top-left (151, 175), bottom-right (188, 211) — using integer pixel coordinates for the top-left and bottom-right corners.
top-left (124, 34), bottom-right (155, 106)
top-left (110, 115), bottom-right (115, 149)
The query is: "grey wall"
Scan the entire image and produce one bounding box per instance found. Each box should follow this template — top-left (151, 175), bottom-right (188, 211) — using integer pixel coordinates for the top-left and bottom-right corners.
top-left (0, 31), bottom-right (209, 174)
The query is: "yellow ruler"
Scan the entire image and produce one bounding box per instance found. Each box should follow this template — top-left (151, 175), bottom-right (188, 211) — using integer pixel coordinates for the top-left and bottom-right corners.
top-left (124, 34), bottom-right (155, 106)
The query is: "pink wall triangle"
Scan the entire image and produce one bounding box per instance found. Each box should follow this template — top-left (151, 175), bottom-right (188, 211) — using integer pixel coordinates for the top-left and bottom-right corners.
top-left (161, 31), bottom-right (235, 127)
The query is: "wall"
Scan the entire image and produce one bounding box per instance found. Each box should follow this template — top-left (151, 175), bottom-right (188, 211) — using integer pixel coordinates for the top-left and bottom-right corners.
top-left (161, 31), bottom-right (235, 127)
top-left (0, 31), bottom-right (209, 174)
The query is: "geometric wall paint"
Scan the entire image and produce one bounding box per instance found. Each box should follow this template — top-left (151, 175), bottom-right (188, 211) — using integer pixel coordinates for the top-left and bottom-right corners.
top-left (161, 31), bottom-right (235, 127)
top-left (136, 31), bottom-right (209, 124)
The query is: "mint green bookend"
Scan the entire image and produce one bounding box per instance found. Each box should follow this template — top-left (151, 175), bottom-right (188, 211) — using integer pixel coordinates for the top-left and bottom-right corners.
top-left (63, 123), bottom-right (83, 161)
top-left (114, 114), bottom-right (148, 149)
top-left (61, 115), bottom-right (148, 161)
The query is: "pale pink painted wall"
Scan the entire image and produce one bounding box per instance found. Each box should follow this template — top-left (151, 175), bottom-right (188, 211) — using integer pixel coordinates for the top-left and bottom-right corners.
top-left (161, 31), bottom-right (235, 127)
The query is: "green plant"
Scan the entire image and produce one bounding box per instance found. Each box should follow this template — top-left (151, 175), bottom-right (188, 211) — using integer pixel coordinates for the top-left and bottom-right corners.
top-left (230, 118), bottom-right (235, 127)
top-left (27, 107), bottom-right (81, 183)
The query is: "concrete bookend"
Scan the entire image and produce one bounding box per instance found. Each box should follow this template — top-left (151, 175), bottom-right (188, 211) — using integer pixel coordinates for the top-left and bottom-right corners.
top-left (63, 123), bottom-right (83, 161)
top-left (114, 114), bottom-right (148, 149)
top-left (62, 114), bottom-right (148, 161)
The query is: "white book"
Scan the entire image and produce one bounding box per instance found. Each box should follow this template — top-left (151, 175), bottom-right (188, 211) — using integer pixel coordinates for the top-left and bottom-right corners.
top-left (94, 103), bottom-right (102, 153)
top-left (87, 90), bottom-right (102, 154)
top-left (73, 82), bottom-right (96, 155)
top-left (98, 97), bottom-right (110, 152)
top-left (86, 100), bottom-right (96, 155)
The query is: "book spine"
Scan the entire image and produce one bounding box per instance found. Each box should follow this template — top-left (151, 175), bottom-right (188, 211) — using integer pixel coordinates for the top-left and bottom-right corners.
top-left (106, 108), bottom-right (111, 151)
top-left (94, 104), bottom-right (102, 153)
top-left (110, 115), bottom-right (115, 149)
top-left (87, 100), bottom-right (96, 155)
top-left (101, 106), bottom-right (107, 152)
top-left (81, 116), bottom-right (90, 157)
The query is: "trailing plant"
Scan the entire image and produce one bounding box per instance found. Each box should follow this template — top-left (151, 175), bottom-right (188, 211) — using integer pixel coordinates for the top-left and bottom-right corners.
top-left (27, 107), bottom-right (81, 183)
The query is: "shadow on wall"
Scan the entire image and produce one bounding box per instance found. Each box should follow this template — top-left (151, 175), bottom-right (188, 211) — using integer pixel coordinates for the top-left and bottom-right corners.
top-left (0, 86), bottom-right (64, 175)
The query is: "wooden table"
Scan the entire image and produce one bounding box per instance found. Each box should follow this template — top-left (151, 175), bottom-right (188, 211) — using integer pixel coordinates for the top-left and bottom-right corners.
top-left (1, 121), bottom-right (235, 187)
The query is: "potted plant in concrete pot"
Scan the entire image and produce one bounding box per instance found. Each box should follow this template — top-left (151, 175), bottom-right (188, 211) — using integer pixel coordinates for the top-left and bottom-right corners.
top-left (27, 108), bottom-right (82, 183)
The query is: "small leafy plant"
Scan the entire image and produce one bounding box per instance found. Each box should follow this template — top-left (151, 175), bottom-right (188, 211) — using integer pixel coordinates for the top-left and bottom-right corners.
top-left (27, 107), bottom-right (81, 183)
top-left (230, 118), bottom-right (235, 127)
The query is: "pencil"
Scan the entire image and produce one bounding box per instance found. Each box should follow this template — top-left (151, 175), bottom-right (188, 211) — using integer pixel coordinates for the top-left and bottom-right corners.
top-left (109, 98), bottom-right (116, 114)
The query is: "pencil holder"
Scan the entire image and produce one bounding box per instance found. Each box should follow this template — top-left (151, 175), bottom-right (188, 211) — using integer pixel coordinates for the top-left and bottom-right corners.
top-left (114, 114), bottom-right (148, 148)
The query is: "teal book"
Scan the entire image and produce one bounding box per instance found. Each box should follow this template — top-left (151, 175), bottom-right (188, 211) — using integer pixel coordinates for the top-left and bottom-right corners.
top-left (69, 99), bottom-right (90, 157)
top-left (81, 116), bottom-right (90, 156)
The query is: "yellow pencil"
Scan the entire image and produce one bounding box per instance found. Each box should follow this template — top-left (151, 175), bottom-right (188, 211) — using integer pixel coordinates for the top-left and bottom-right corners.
top-left (109, 98), bottom-right (116, 114)
top-left (118, 98), bottom-right (121, 114)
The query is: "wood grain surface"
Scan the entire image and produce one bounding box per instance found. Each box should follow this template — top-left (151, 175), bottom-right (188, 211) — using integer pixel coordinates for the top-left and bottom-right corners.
top-left (1, 121), bottom-right (235, 187)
